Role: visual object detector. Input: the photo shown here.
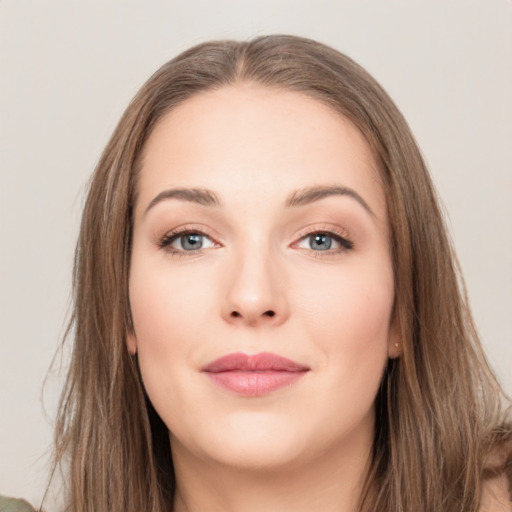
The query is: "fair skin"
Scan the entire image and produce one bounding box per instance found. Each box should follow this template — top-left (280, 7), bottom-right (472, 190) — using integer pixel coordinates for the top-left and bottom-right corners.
top-left (128, 85), bottom-right (401, 512)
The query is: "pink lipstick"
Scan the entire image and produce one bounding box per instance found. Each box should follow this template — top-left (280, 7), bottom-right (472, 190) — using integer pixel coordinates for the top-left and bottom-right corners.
top-left (201, 352), bottom-right (310, 396)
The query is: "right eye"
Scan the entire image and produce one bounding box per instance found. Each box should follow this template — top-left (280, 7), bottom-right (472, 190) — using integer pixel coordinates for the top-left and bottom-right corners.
top-left (159, 230), bottom-right (218, 254)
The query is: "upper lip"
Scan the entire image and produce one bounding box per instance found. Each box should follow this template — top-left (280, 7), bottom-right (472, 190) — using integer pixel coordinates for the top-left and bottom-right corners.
top-left (201, 352), bottom-right (310, 373)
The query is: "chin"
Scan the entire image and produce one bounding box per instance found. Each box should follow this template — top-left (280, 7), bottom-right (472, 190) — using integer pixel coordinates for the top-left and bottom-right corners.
top-left (175, 411), bottom-right (312, 472)
top-left (207, 438), bottom-right (307, 472)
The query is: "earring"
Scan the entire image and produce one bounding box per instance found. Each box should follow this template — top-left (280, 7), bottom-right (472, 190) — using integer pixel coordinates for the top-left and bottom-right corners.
top-left (394, 342), bottom-right (399, 348)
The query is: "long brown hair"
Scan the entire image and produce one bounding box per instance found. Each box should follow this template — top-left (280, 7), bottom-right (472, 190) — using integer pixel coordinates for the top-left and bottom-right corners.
top-left (49, 35), bottom-right (511, 512)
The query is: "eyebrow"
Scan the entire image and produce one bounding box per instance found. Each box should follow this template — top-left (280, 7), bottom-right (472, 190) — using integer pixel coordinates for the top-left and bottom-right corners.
top-left (144, 184), bottom-right (374, 217)
top-left (144, 188), bottom-right (221, 214)
top-left (284, 185), bottom-right (374, 216)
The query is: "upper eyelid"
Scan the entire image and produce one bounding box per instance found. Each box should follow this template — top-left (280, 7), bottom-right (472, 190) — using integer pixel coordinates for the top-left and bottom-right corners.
top-left (159, 225), bottom-right (221, 243)
top-left (292, 223), bottom-right (352, 242)
top-left (159, 224), bottom-right (349, 238)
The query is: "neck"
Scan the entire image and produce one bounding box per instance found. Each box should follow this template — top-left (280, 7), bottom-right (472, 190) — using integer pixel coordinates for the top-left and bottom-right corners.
top-left (171, 428), bottom-right (373, 512)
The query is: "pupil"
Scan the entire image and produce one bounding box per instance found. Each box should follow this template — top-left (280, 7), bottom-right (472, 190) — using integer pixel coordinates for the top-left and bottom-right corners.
top-left (182, 233), bottom-right (202, 250)
top-left (311, 234), bottom-right (331, 251)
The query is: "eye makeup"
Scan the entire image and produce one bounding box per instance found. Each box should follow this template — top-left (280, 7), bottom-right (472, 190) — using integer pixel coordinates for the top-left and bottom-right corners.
top-left (157, 223), bottom-right (354, 259)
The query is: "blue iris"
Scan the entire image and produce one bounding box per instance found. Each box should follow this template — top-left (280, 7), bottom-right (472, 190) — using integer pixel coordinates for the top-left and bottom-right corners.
top-left (309, 234), bottom-right (332, 251)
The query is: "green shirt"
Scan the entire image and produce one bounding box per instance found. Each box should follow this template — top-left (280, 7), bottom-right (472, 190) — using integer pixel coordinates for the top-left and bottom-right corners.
top-left (0, 496), bottom-right (35, 512)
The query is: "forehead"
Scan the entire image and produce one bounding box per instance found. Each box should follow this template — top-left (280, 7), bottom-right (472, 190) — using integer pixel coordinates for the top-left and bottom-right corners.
top-left (137, 84), bottom-right (386, 220)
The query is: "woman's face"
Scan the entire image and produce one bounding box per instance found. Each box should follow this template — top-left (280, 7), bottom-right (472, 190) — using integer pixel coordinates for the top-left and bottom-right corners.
top-left (129, 85), bottom-right (399, 472)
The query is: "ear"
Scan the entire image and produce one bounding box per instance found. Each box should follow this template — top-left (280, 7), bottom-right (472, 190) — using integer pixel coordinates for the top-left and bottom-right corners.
top-left (387, 338), bottom-right (402, 359)
top-left (387, 311), bottom-right (402, 359)
top-left (127, 330), bottom-right (137, 355)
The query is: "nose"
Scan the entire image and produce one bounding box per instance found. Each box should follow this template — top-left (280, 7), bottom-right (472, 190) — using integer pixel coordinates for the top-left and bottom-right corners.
top-left (221, 248), bottom-right (289, 327)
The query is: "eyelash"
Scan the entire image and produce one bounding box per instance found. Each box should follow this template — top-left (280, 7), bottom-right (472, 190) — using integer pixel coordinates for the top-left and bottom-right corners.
top-left (158, 226), bottom-right (354, 258)
top-left (293, 227), bottom-right (354, 257)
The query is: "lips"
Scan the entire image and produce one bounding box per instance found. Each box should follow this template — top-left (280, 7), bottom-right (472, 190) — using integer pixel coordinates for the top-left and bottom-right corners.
top-left (201, 352), bottom-right (310, 396)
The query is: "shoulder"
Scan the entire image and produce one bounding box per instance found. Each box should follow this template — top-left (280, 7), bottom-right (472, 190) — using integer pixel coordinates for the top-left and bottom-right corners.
top-left (0, 495), bottom-right (36, 512)
top-left (480, 475), bottom-right (512, 512)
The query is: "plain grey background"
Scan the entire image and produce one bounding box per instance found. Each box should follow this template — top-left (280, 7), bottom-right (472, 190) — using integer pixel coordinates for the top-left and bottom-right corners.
top-left (1, 1), bottom-right (511, 508)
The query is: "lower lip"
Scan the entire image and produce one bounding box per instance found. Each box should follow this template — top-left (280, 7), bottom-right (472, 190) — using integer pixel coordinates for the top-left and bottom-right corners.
top-left (205, 370), bottom-right (308, 396)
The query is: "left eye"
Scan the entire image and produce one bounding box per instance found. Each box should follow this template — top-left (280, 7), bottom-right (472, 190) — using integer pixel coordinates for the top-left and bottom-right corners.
top-left (296, 232), bottom-right (351, 251)
top-left (164, 232), bottom-right (217, 251)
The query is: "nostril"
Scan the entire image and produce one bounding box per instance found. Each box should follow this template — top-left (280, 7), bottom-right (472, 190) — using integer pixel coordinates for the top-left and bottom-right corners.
top-left (229, 310), bottom-right (275, 319)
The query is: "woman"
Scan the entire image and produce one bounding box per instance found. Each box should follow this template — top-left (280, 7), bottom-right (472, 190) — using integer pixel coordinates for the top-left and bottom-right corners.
top-left (46, 35), bottom-right (511, 511)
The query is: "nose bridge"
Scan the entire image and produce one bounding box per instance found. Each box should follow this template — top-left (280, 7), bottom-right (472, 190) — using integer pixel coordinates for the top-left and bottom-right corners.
top-left (222, 234), bottom-right (288, 326)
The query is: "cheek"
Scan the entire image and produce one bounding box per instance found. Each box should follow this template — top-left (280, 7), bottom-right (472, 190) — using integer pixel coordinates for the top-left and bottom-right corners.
top-left (294, 258), bottom-right (394, 377)
top-left (130, 259), bottom-right (215, 342)
top-left (273, 259), bottom-right (395, 449)
top-left (129, 266), bottom-right (215, 435)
